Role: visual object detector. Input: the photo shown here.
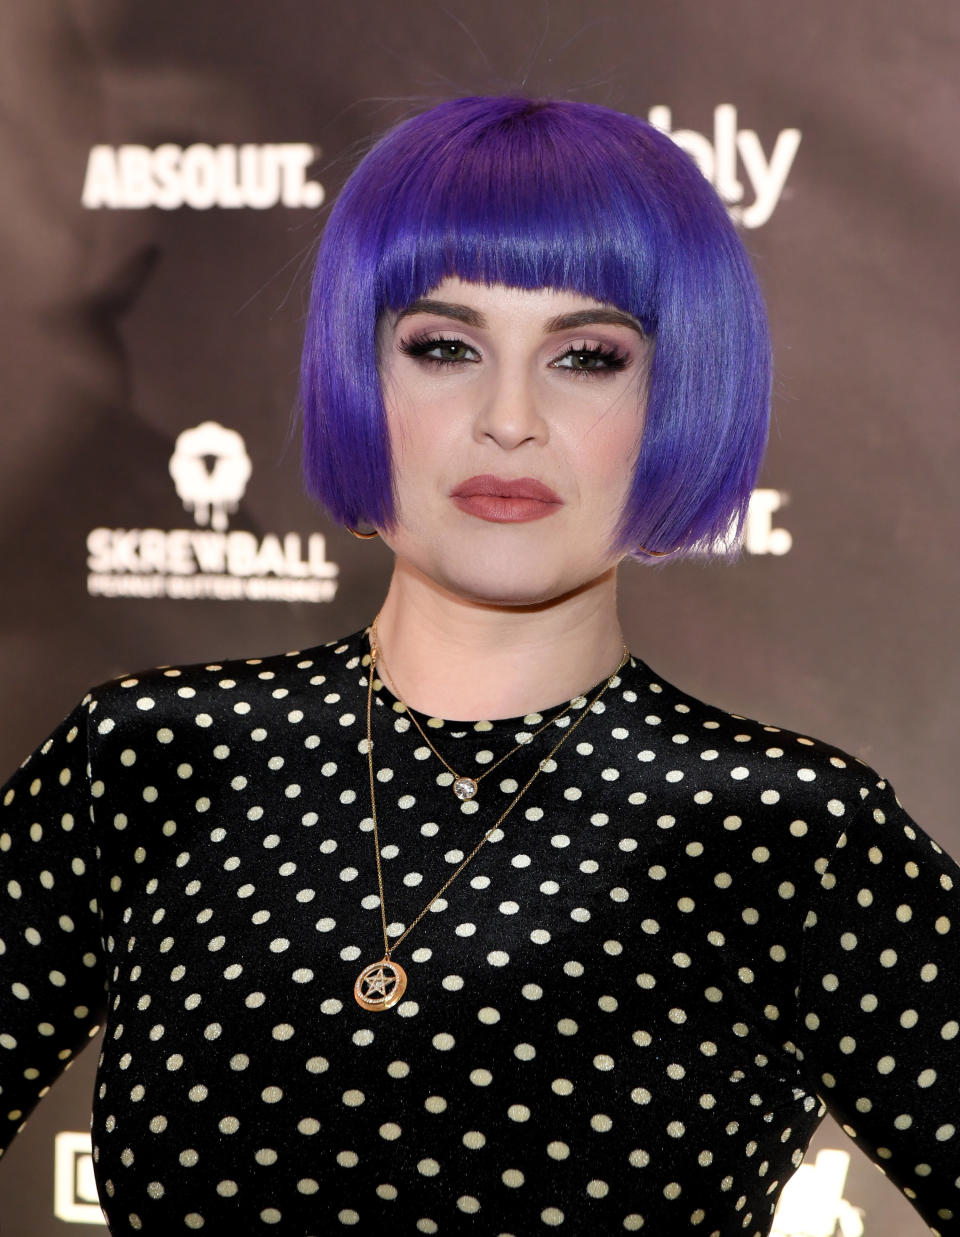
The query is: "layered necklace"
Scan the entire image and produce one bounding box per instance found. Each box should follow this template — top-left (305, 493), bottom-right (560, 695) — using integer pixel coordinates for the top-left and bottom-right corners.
top-left (373, 622), bottom-right (588, 802)
top-left (353, 623), bottom-right (630, 1011)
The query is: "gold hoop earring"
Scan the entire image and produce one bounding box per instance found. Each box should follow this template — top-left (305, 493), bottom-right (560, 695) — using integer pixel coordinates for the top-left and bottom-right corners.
top-left (636, 545), bottom-right (676, 557)
top-left (347, 526), bottom-right (379, 540)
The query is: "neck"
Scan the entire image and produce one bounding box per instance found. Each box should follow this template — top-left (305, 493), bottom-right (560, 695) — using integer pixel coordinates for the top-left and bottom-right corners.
top-left (371, 561), bottom-right (627, 721)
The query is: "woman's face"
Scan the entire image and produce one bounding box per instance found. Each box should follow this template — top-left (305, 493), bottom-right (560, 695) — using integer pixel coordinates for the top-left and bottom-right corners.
top-left (377, 276), bottom-right (650, 607)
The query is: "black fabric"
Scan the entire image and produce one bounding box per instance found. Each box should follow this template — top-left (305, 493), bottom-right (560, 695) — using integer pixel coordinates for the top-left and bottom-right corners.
top-left (1, 628), bottom-right (957, 1235)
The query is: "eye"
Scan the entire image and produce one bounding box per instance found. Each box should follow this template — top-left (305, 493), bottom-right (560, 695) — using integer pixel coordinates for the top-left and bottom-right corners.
top-left (550, 343), bottom-right (630, 376)
top-left (397, 334), bottom-right (479, 366)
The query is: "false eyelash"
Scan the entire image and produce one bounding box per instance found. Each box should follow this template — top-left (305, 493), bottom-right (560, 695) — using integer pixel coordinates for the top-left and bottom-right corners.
top-left (397, 333), bottom-right (631, 375)
top-left (553, 344), bottom-right (630, 375)
top-left (397, 333), bottom-right (476, 366)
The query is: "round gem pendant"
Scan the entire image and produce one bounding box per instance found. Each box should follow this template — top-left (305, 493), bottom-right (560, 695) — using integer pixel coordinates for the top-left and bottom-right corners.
top-left (354, 957), bottom-right (407, 1011)
top-left (453, 776), bottom-right (478, 801)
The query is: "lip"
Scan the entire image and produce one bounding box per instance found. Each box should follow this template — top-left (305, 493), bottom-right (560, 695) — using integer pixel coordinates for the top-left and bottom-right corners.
top-left (450, 474), bottom-right (563, 524)
top-left (451, 474), bottom-right (562, 502)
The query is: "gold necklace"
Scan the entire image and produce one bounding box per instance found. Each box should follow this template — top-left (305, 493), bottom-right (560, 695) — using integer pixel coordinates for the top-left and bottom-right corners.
top-left (354, 633), bottom-right (630, 1011)
top-left (370, 617), bottom-right (593, 801)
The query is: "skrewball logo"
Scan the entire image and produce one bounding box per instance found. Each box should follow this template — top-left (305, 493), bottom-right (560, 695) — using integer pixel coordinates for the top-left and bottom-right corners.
top-left (86, 421), bottom-right (339, 603)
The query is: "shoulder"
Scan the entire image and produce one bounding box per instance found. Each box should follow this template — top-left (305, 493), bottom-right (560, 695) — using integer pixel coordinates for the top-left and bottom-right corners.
top-left (82, 628), bottom-right (370, 735)
top-left (621, 653), bottom-right (888, 835)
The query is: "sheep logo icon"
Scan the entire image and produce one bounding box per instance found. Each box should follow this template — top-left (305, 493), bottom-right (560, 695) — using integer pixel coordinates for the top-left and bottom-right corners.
top-left (169, 421), bottom-right (252, 531)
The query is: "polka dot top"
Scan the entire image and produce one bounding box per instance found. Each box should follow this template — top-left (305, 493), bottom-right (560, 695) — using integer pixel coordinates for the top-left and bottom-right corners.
top-left (1, 628), bottom-right (958, 1236)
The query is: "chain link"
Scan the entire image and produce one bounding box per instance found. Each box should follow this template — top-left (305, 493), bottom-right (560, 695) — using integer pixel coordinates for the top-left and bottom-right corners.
top-left (363, 634), bottom-right (629, 960)
top-left (371, 617), bottom-right (585, 793)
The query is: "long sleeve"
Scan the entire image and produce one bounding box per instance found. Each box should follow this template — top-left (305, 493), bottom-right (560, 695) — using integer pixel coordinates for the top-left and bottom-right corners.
top-left (0, 697), bottom-right (108, 1156)
top-left (796, 772), bottom-right (960, 1233)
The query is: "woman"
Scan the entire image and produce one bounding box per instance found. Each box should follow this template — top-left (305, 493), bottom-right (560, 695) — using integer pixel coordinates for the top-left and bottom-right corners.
top-left (1, 97), bottom-right (956, 1236)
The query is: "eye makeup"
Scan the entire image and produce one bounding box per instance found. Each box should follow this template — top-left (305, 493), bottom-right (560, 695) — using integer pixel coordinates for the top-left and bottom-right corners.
top-left (549, 341), bottom-right (631, 376)
top-left (397, 333), bottom-right (478, 366)
top-left (397, 332), bottom-right (632, 377)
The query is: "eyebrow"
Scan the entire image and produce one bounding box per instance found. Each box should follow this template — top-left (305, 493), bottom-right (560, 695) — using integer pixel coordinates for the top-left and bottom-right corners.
top-left (393, 298), bottom-right (646, 337)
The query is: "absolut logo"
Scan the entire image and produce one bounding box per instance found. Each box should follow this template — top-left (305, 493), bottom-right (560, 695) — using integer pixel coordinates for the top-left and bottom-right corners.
top-left (81, 143), bottom-right (323, 210)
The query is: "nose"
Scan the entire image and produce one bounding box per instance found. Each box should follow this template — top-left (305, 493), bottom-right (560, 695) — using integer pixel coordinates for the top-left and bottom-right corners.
top-left (472, 367), bottom-right (549, 450)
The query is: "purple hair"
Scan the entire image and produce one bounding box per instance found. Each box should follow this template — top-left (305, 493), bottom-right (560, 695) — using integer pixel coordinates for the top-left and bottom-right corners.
top-left (300, 96), bottom-right (771, 559)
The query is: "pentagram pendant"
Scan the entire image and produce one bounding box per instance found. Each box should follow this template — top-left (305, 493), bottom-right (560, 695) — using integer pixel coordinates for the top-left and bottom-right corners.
top-left (453, 776), bottom-right (478, 801)
top-left (354, 957), bottom-right (407, 1011)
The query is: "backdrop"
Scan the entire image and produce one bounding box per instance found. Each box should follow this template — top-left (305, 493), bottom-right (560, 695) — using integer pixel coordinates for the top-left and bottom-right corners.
top-left (1, 2), bottom-right (957, 1234)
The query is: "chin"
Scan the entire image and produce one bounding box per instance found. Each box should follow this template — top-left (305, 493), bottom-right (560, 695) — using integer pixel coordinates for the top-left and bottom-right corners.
top-left (430, 552), bottom-right (610, 610)
top-left (385, 519), bottom-right (620, 608)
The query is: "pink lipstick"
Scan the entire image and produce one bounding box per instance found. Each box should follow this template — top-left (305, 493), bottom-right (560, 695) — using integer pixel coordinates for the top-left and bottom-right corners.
top-left (450, 474), bottom-right (563, 523)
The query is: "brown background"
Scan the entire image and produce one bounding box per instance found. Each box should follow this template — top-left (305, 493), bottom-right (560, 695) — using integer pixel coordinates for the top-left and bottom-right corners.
top-left (1, 2), bottom-right (957, 1233)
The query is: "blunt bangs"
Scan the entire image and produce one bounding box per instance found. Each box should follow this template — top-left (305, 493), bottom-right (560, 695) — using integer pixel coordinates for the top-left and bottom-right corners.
top-left (301, 95), bottom-right (771, 558)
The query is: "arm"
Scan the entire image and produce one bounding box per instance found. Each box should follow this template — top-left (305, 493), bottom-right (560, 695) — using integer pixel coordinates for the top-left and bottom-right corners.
top-left (0, 698), bottom-right (108, 1157)
top-left (796, 773), bottom-right (960, 1234)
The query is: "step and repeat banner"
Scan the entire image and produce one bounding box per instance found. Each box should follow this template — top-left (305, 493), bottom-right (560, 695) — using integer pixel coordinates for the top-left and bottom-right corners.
top-left (1, 2), bottom-right (957, 1234)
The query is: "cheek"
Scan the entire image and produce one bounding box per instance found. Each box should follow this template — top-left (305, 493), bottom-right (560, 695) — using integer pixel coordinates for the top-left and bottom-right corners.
top-left (383, 392), bottom-right (456, 512)
top-left (388, 412), bottom-right (440, 483)
top-left (566, 402), bottom-right (644, 490)
top-left (382, 380), bottom-right (424, 473)
top-left (561, 369), bottom-right (645, 439)
top-left (386, 372), bottom-right (468, 463)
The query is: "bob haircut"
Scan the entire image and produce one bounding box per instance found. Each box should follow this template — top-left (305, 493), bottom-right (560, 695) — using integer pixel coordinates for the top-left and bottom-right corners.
top-left (301, 95), bottom-right (771, 559)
